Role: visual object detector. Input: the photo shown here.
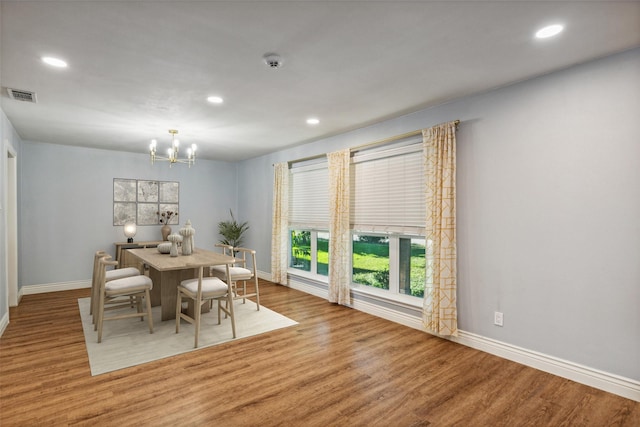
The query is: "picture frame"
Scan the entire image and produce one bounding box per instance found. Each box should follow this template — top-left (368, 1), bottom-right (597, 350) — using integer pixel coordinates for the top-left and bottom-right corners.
top-left (113, 179), bottom-right (179, 226)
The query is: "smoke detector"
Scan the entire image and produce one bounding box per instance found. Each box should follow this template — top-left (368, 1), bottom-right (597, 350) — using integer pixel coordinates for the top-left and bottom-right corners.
top-left (263, 53), bottom-right (283, 69)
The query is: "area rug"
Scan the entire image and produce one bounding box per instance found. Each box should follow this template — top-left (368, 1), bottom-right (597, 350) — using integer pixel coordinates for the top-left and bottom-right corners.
top-left (78, 297), bottom-right (298, 375)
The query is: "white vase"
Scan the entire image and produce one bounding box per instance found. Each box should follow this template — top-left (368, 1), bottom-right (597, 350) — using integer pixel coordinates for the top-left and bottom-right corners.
top-left (167, 234), bottom-right (182, 257)
top-left (179, 220), bottom-right (195, 256)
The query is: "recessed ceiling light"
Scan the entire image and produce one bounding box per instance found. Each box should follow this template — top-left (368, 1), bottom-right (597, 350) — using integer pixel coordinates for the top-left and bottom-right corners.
top-left (41, 56), bottom-right (68, 68)
top-left (207, 96), bottom-right (223, 104)
top-left (306, 118), bottom-right (320, 125)
top-left (535, 24), bottom-right (564, 39)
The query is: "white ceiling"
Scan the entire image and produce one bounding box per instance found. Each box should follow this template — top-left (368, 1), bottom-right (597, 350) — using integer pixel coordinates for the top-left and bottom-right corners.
top-left (1, 1), bottom-right (639, 162)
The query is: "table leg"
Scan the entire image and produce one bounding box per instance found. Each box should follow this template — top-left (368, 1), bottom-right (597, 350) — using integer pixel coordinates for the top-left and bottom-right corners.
top-left (144, 264), bottom-right (211, 321)
top-left (147, 267), bottom-right (163, 308)
top-left (147, 267), bottom-right (201, 321)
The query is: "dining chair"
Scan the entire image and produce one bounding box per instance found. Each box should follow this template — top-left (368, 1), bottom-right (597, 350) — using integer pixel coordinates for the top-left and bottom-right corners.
top-left (96, 256), bottom-right (154, 343)
top-left (176, 264), bottom-right (236, 348)
top-left (214, 243), bottom-right (233, 257)
top-left (210, 246), bottom-right (260, 311)
top-left (90, 250), bottom-right (141, 326)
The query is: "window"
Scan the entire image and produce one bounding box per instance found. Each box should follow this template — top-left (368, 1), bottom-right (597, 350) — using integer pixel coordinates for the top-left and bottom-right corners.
top-left (290, 229), bottom-right (329, 277)
top-left (290, 230), bottom-right (311, 272)
top-left (399, 237), bottom-right (425, 298)
top-left (288, 160), bottom-right (330, 277)
top-left (287, 138), bottom-right (427, 302)
top-left (317, 232), bottom-right (329, 276)
top-left (350, 140), bottom-right (426, 300)
top-left (352, 233), bottom-right (425, 299)
top-left (352, 234), bottom-right (389, 290)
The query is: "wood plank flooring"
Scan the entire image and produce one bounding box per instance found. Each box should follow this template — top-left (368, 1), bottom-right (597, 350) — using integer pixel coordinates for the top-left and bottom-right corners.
top-left (1, 280), bottom-right (638, 426)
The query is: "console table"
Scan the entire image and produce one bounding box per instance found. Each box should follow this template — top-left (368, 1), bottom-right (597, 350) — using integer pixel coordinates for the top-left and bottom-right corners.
top-left (114, 240), bottom-right (164, 268)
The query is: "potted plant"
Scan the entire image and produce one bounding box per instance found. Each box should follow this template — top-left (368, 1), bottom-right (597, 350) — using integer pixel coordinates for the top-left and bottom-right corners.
top-left (218, 209), bottom-right (249, 248)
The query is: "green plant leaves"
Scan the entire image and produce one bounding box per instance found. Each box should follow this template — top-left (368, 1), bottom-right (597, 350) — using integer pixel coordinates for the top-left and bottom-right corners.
top-left (218, 209), bottom-right (249, 248)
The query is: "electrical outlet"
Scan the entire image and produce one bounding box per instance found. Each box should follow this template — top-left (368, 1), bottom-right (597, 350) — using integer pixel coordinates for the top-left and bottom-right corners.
top-left (494, 311), bottom-right (504, 327)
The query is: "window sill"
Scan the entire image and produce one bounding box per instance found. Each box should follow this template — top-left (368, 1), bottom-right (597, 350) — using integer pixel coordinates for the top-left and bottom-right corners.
top-left (287, 270), bottom-right (422, 310)
top-left (351, 286), bottom-right (423, 310)
top-left (287, 269), bottom-right (329, 284)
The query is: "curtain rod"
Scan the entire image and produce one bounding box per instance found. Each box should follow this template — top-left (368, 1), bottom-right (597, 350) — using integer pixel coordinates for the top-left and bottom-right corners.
top-left (275, 119), bottom-right (460, 166)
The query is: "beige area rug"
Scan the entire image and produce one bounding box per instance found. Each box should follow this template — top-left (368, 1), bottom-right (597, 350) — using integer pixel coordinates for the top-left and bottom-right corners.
top-left (78, 297), bottom-right (298, 375)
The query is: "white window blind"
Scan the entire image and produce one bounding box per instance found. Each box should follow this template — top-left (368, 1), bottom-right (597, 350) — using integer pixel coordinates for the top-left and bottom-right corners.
top-left (350, 143), bottom-right (425, 235)
top-left (288, 162), bottom-right (329, 229)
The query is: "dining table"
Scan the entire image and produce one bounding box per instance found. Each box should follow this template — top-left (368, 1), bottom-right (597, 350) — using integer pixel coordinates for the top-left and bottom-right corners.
top-left (126, 247), bottom-right (236, 321)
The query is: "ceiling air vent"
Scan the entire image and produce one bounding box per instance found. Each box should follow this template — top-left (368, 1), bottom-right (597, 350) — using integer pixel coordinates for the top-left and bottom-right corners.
top-left (7, 88), bottom-right (37, 103)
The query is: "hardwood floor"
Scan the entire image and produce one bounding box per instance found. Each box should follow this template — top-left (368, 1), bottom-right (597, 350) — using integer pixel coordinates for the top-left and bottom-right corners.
top-left (1, 280), bottom-right (638, 426)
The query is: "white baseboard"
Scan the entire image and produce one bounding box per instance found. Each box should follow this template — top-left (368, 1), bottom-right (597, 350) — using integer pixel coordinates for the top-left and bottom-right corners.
top-left (289, 276), bottom-right (640, 402)
top-left (288, 278), bottom-right (326, 298)
top-left (0, 312), bottom-right (8, 337)
top-left (257, 270), bottom-right (272, 282)
top-left (450, 330), bottom-right (640, 402)
top-left (21, 279), bottom-right (91, 295)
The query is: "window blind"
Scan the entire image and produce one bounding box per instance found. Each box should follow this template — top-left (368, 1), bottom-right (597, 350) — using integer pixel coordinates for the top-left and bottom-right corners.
top-left (350, 143), bottom-right (425, 235)
top-left (288, 163), bottom-right (329, 230)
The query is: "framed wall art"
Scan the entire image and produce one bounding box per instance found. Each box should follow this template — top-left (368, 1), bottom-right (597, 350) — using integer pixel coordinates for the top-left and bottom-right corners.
top-left (113, 178), bottom-right (179, 226)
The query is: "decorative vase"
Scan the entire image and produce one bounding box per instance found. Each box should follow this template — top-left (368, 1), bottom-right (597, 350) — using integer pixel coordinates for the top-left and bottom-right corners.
top-left (157, 242), bottom-right (172, 254)
top-left (179, 220), bottom-right (195, 256)
top-left (161, 224), bottom-right (171, 241)
top-left (167, 234), bottom-right (182, 257)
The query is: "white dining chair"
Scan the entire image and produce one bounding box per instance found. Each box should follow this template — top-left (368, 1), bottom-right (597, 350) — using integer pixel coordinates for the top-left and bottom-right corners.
top-left (90, 250), bottom-right (141, 327)
top-left (95, 256), bottom-right (154, 343)
top-left (210, 246), bottom-right (260, 311)
top-left (176, 264), bottom-right (236, 348)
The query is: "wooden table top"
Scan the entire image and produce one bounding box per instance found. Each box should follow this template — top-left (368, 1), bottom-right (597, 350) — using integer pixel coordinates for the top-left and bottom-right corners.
top-left (126, 247), bottom-right (235, 271)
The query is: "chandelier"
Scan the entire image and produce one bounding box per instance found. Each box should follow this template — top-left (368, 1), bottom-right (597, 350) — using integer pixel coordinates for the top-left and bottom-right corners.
top-left (149, 129), bottom-right (197, 168)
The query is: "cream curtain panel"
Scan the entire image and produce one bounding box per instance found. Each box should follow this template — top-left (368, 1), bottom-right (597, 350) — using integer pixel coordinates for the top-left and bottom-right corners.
top-left (271, 162), bottom-right (289, 285)
top-left (327, 149), bottom-right (351, 305)
top-left (422, 122), bottom-right (458, 336)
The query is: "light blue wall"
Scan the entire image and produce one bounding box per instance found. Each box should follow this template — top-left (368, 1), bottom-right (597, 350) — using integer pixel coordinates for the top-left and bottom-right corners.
top-left (237, 48), bottom-right (640, 380)
top-left (19, 142), bottom-right (237, 285)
